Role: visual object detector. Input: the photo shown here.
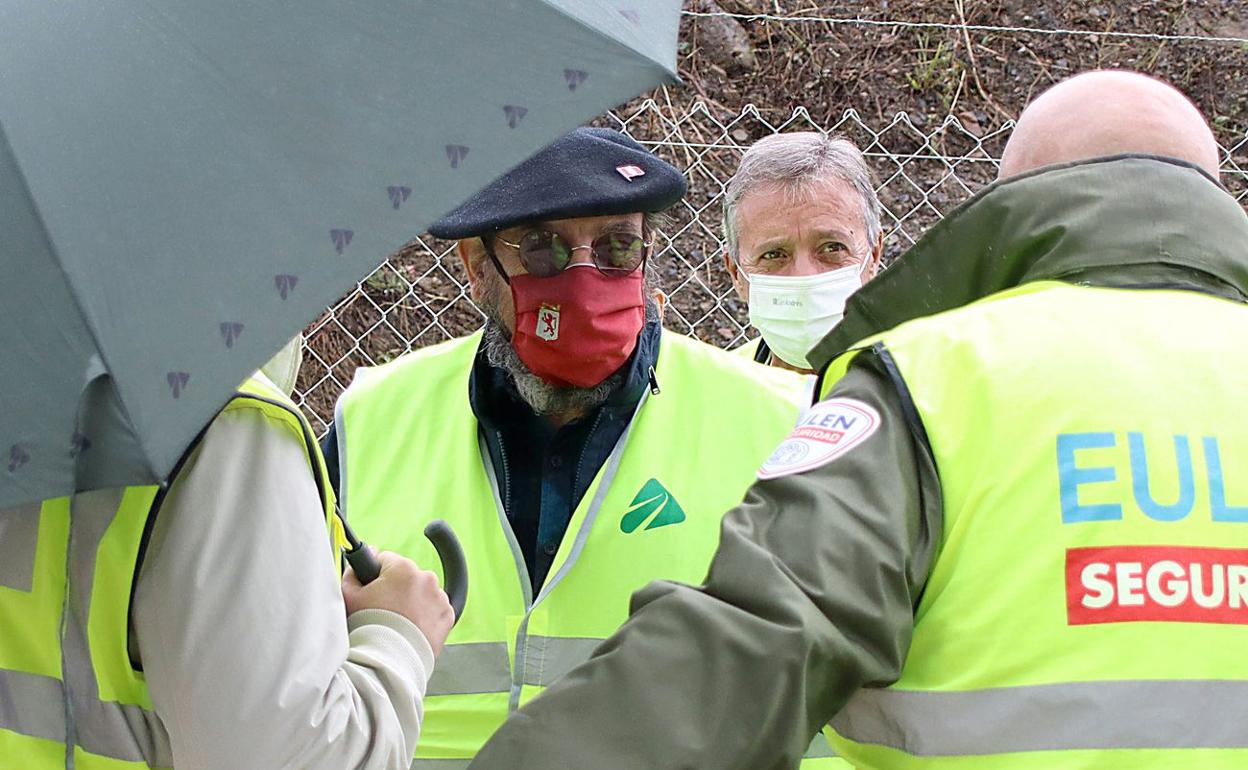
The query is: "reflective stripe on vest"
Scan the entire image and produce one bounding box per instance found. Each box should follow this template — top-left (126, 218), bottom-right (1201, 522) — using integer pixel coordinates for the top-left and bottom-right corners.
top-left (0, 376), bottom-right (336, 768)
top-left (822, 282), bottom-right (1248, 769)
top-left (1, 492), bottom-right (173, 768)
top-left (405, 734), bottom-right (839, 770)
top-left (338, 330), bottom-right (853, 765)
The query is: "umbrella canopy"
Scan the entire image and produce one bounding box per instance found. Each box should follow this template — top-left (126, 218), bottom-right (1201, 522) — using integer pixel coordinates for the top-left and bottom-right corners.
top-left (0, 0), bottom-right (681, 509)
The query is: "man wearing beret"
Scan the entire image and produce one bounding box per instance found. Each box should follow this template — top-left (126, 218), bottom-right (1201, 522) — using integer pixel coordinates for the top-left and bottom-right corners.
top-left (320, 127), bottom-right (846, 767)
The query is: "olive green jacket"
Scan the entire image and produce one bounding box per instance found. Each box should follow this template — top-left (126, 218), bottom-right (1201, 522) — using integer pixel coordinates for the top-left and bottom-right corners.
top-left (467, 156), bottom-right (1248, 770)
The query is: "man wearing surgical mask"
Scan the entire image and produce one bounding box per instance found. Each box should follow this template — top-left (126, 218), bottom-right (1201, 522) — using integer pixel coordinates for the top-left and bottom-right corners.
top-left (319, 128), bottom-right (842, 768)
top-left (725, 133), bottom-right (884, 374)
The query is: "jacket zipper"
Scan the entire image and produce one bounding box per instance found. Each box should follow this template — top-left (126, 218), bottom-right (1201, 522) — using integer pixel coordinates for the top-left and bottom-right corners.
top-left (572, 408), bottom-right (607, 498)
top-left (496, 433), bottom-right (513, 516)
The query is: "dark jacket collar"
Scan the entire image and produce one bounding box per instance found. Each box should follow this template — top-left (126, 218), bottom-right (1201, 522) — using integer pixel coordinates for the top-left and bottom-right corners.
top-left (810, 154), bottom-right (1248, 369)
top-left (469, 315), bottom-right (661, 430)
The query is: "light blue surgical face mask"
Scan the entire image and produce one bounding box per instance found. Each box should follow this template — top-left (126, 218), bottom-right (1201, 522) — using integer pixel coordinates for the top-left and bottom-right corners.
top-left (744, 260), bottom-right (868, 369)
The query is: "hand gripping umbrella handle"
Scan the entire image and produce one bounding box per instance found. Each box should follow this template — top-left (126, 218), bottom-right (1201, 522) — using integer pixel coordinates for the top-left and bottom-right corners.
top-left (341, 517), bottom-right (468, 625)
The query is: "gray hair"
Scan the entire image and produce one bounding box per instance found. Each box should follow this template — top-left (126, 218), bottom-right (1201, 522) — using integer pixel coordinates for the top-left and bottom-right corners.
top-left (722, 133), bottom-right (882, 258)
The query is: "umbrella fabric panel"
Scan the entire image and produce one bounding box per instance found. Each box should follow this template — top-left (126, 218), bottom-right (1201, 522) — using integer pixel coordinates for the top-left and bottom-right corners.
top-left (0, 128), bottom-right (154, 504)
top-left (542, 0), bottom-right (682, 73)
top-left (0, 0), bottom-right (679, 509)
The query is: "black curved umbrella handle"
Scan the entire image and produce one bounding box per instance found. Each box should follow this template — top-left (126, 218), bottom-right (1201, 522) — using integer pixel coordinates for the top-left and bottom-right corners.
top-left (423, 519), bottom-right (468, 623)
top-left (341, 517), bottom-right (467, 626)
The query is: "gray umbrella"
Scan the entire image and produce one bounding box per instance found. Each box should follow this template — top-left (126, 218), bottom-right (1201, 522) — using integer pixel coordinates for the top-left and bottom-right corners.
top-left (0, 0), bottom-right (680, 509)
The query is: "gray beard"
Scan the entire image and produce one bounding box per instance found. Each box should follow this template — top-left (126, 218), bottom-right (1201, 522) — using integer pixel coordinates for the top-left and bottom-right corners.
top-left (480, 298), bottom-right (659, 417)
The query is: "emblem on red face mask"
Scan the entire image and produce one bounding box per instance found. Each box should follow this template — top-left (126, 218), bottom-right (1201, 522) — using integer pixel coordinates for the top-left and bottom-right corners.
top-left (615, 164), bottom-right (645, 181)
top-left (537, 303), bottom-right (560, 341)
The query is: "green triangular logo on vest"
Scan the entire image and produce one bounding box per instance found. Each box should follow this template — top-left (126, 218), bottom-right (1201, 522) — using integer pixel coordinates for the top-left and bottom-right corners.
top-left (620, 478), bottom-right (686, 533)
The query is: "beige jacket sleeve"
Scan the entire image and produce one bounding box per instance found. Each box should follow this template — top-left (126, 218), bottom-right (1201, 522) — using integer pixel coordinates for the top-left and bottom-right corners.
top-left (132, 401), bottom-right (433, 770)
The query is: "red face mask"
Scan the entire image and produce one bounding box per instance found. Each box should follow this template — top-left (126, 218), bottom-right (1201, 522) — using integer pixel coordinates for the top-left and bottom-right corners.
top-left (509, 264), bottom-right (645, 388)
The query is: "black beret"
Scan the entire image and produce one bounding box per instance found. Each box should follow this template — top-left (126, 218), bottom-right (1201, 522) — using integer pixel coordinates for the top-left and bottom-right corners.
top-left (429, 127), bottom-right (687, 239)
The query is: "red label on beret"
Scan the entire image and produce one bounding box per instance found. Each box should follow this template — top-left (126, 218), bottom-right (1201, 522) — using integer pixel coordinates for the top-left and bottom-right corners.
top-left (616, 164), bottom-right (645, 181)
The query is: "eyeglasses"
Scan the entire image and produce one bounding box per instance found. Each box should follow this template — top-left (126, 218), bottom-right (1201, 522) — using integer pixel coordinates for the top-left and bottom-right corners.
top-left (495, 227), bottom-right (650, 278)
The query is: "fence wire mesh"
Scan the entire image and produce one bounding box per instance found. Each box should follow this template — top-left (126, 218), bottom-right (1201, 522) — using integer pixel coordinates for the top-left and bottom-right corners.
top-left (295, 102), bottom-right (1248, 433)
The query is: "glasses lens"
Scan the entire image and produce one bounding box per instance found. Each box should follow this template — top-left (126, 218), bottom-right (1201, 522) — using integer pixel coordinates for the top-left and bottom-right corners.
top-left (518, 229), bottom-right (571, 278)
top-left (592, 232), bottom-right (645, 274)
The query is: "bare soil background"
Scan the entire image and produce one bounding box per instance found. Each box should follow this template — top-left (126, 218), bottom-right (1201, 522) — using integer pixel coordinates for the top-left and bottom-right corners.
top-left (298, 0), bottom-right (1248, 428)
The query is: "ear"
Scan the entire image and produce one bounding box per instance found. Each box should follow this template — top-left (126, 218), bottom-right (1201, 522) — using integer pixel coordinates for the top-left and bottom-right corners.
top-left (458, 239), bottom-right (487, 297)
top-left (724, 250), bottom-right (748, 302)
top-left (866, 232), bottom-right (885, 279)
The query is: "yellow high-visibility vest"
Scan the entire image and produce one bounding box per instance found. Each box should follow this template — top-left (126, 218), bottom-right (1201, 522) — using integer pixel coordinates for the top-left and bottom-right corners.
top-left (338, 329), bottom-right (848, 767)
top-left (732, 335), bottom-right (764, 362)
top-left (822, 281), bottom-right (1248, 769)
top-left (0, 376), bottom-right (340, 768)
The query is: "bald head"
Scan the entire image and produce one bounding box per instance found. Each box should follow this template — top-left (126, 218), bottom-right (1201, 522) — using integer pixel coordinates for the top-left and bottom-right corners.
top-left (999, 70), bottom-right (1220, 179)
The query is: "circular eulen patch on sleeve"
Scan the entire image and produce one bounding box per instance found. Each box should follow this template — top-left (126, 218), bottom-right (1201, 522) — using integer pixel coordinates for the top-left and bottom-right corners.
top-left (758, 398), bottom-right (881, 480)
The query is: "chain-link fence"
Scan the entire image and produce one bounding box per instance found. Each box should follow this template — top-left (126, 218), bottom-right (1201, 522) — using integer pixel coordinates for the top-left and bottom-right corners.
top-left (295, 101), bottom-right (1248, 433)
